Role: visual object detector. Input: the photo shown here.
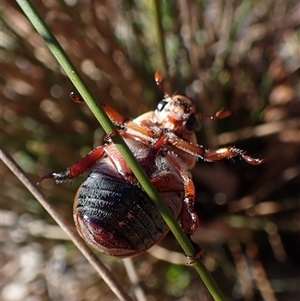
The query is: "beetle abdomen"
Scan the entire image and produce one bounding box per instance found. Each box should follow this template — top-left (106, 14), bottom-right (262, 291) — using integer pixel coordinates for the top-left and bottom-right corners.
top-left (74, 171), bottom-right (170, 257)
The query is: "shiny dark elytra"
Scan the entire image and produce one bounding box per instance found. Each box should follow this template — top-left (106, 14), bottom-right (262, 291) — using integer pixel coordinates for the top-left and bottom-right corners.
top-left (74, 172), bottom-right (169, 257)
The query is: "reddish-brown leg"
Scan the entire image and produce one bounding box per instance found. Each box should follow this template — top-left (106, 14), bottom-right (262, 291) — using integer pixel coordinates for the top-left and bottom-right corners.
top-left (70, 92), bottom-right (156, 142)
top-left (168, 156), bottom-right (199, 235)
top-left (123, 121), bottom-right (156, 143)
top-left (169, 156), bottom-right (204, 261)
top-left (148, 136), bottom-right (204, 261)
top-left (147, 135), bottom-right (199, 234)
top-left (180, 174), bottom-right (204, 262)
top-left (70, 92), bottom-right (129, 127)
top-left (166, 133), bottom-right (265, 165)
top-left (196, 108), bottom-right (231, 120)
top-left (181, 173), bottom-right (199, 235)
top-left (39, 146), bottom-right (106, 184)
top-left (202, 147), bottom-right (266, 165)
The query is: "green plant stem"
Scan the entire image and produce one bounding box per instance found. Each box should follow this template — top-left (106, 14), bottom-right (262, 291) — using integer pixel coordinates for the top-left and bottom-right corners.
top-left (16, 1), bottom-right (227, 300)
top-left (151, 0), bottom-right (168, 76)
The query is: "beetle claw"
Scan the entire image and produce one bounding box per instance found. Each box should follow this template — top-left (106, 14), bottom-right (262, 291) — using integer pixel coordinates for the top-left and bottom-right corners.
top-left (242, 154), bottom-right (266, 165)
top-left (37, 173), bottom-right (54, 185)
top-left (185, 236), bottom-right (204, 264)
top-left (38, 170), bottom-right (71, 185)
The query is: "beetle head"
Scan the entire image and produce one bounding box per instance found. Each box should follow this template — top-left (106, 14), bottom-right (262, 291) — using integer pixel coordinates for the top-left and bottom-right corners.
top-left (154, 93), bottom-right (202, 135)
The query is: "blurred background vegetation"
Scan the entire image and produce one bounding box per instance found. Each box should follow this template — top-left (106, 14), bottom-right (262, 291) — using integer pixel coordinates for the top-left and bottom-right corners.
top-left (1, 0), bottom-right (300, 300)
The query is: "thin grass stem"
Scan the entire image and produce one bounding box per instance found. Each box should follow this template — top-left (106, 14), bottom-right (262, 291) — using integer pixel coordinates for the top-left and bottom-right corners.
top-left (0, 146), bottom-right (133, 301)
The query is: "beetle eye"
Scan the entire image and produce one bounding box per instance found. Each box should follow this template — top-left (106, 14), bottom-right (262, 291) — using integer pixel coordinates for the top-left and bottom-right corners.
top-left (156, 100), bottom-right (168, 111)
top-left (186, 114), bottom-right (200, 131)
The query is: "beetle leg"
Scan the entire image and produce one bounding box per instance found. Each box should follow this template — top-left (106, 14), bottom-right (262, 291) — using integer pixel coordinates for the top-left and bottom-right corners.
top-left (165, 153), bottom-right (199, 234)
top-left (70, 92), bottom-right (156, 141)
top-left (122, 121), bottom-right (156, 143)
top-left (166, 133), bottom-right (265, 165)
top-left (179, 171), bottom-right (199, 235)
top-left (70, 92), bottom-right (129, 127)
top-left (101, 104), bottom-right (131, 127)
top-left (201, 147), bottom-right (266, 165)
top-left (144, 136), bottom-right (198, 232)
top-left (167, 155), bottom-right (204, 261)
top-left (196, 108), bottom-right (231, 120)
top-left (39, 146), bottom-right (106, 184)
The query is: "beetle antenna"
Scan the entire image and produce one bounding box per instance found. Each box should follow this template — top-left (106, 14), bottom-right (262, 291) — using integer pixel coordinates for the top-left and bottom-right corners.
top-left (154, 71), bottom-right (171, 99)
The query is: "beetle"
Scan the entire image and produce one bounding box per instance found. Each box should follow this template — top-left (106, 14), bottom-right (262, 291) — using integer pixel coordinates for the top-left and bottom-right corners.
top-left (40, 72), bottom-right (265, 258)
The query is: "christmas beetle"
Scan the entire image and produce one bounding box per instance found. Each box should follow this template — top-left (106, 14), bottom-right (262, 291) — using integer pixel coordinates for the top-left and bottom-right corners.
top-left (40, 72), bottom-right (264, 258)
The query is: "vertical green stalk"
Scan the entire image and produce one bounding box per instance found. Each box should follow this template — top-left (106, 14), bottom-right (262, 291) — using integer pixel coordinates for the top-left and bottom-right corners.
top-left (16, 1), bottom-right (227, 300)
top-left (151, 0), bottom-right (168, 75)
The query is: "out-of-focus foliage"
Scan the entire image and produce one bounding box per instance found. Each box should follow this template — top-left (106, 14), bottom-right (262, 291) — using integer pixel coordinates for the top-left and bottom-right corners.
top-left (1, 1), bottom-right (299, 301)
